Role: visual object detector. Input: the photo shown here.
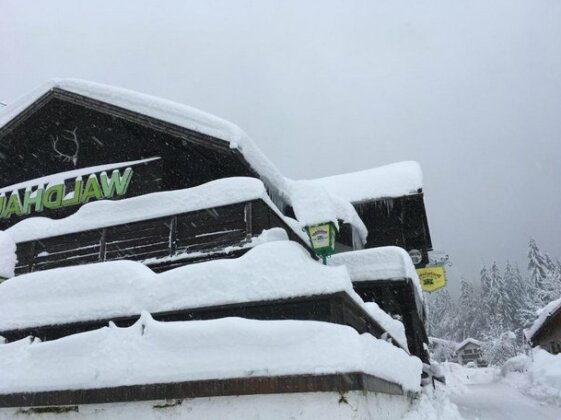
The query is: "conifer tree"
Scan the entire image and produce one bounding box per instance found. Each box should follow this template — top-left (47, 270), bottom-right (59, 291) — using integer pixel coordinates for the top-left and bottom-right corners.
top-left (528, 239), bottom-right (548, 292)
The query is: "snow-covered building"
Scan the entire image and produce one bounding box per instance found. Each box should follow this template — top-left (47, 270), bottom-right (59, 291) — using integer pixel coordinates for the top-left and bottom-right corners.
top-left (0, 80), bottom-right (435, 416)
top-left (456, 338), bottom-right (485, 366)
top-left (528, 296), bottom-right (561, 354)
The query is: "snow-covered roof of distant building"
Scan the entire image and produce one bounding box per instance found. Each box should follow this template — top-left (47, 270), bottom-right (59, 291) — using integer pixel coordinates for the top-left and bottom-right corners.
top-left (328, 246), bottom-right (423, 301)
top-left (456, 338), bottom-right (483, 351)
top-left (527, 296), bottom-right (561, 342)
top-left (310, 161), bottom-right (423, 203)
top-left (0, 315), bottom-right (422, 394)
top-left (428, 337), bottom-right (458, 347)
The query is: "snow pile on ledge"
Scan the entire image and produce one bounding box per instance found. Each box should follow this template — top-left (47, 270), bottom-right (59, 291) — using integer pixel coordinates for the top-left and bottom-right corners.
top-left (0, 242), bottom-right (343, 330)
top-left (311, 161), bottom-right (423, 203)
top-left (286, 180), bottom-right (368, 245)
top-left (0, 315), bottom-right (422, 394)
top-left (329, 247), bottom-right (422, 300)
top-left (364, 302), bottom-right (407, 350)
top-left (527, 297), bottom-right (561, 341)
top-left (0, 231), bottom-right (16, 279)
top-left (0, 240), bottom-right (407, 351)
top-left (7, 177), bottom-right (272, 243)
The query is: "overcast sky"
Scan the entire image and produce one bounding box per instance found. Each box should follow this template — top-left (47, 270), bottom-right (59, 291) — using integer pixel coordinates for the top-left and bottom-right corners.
top-left (2, 0), bottom-right (561, 292)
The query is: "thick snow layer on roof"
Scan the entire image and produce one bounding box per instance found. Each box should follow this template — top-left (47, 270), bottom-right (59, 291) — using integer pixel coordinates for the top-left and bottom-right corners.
top-left (0, 79), bottom-right (371, 237)
top-left (6, 177), bottom-right (271, 243)
top-left (0, 314), bottom-right (422, 394)
top-left (0, 231), bottom-right (16, 279)
top-left (0, 240), bottom-right (407, 351)
top-left (286, 179), bottom-right (368, 244)
top-left (456, 338), bottom-right (483, 351)
top-left (527, 297), bottom-right (561, 341)
top-left (0, 78), bottom-right (289, 203)
top-left (329, 246), bottom-right (422, 300)
top-left (311, 161), bottom-right (423, 203)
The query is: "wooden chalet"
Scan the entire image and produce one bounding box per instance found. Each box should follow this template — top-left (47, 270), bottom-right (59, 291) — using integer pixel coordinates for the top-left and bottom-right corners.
top-left (528, 297), bottom-right (561, 354)
top-left (0, 79), bottom-right (436, 411)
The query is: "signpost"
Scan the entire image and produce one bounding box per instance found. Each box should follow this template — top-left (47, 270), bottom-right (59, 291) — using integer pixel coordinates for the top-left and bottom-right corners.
top-left (416, 266), bottom-right (446, 292)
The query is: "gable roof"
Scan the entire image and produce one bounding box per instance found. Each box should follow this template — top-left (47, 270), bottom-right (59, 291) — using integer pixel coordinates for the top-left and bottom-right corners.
top-left (456, 338), bottom-right (483, 351)
top-left (0, 79), bottom-right (288, 204)
top-left (527, 296), bottom-right (561, 342)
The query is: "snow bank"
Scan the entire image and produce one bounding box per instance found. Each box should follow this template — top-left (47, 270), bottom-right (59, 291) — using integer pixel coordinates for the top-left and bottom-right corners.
top-left (527, 297), bottom-right (561, 341)
top-left (311, 161), bottom-right (423, 203)
top-left (529, 348), bottom-right (561, 391)
top-left (6, 177), bottom-right (274, 243)
top-left (329, 246), bottom-right (423, 301)
top-left (286, 179), bottom-right (367, 245)
top-left (0, 315), bottom-right (422, 394)
top-left (0, 231), bottom-right (16, 279)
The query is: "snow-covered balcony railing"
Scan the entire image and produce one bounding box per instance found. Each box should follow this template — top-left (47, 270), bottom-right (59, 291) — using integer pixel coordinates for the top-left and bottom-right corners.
top-left (0, 241), bottom-right (408, 353)
top-left (6, 177), bottom-right (310, 274)
top-left (329, 247), bottom-right (429, 363)
top-left (0, 315), bottom-right (421, 409)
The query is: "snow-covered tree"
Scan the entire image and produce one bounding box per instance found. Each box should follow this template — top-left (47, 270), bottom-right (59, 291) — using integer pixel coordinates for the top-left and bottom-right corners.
top-left (482, 327), bottom-right (517, 366)
top-left (426, 289), bottom-right (457, 340)
top-left (487, 262), bottom-right (508, 327)
top-left (528, 239), bottom-right (548, 291)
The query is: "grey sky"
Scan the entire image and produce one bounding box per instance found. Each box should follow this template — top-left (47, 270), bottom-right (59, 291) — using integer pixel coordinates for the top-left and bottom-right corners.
top-left (2, 0), bottom-right (561, 291)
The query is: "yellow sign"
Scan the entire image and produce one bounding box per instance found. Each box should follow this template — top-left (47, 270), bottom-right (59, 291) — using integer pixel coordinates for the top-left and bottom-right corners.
top-left (416, 266), bottom-right (446, 292)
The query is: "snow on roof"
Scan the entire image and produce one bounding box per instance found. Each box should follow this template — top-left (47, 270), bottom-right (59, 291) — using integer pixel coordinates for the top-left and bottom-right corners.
top-left (0, 79), bottom-right (370, 238)
top-left (329, 246), bottom-right (423, 301)
top-left (428, 337), bottom-right (458, 347)
top-left (456, 338), bottom-right (483, 351)
top-left (6, 177), bottom-right (273, 243)
top-left (286, 180), bottom-right (368, 245)
top-left (527, 296), bottom-right (561, 341)
top-left (311, 161), bottom-right (423, 203)
top-left (0, 78), bottom-right (289, 204)
top-left (0, 314), bottom-right (422, 394)
top-left (0, 240), bottom-right (407, 351)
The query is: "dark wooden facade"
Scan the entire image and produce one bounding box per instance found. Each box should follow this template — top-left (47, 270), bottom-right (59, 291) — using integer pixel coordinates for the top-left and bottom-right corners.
top-left (530, 305), bottom-right (561, 355)
top-left (0, 291), bottom-right (393, 347)
top-left (14, 199), bottom-right (309, 275)
top-left (0, 372), bottom-right (407, 409)
top-left (353, 279), bottom-right (429, 363)
top-left (336, 194), bottom-right (432, 267)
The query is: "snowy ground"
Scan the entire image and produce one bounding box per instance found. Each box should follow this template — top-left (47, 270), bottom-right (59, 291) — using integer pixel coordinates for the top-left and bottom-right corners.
top-left (444, 362), bottom-right (561, 420)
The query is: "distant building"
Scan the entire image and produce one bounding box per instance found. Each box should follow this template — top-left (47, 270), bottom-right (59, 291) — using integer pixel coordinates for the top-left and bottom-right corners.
top-left (527, 297), bottom-right (561, 354)
top-left (456, 338), bottom-right (485, 366)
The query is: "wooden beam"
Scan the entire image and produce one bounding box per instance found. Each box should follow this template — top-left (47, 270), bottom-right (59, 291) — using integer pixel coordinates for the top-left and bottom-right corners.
top-left (0, 372), bottom-right (406, 408)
